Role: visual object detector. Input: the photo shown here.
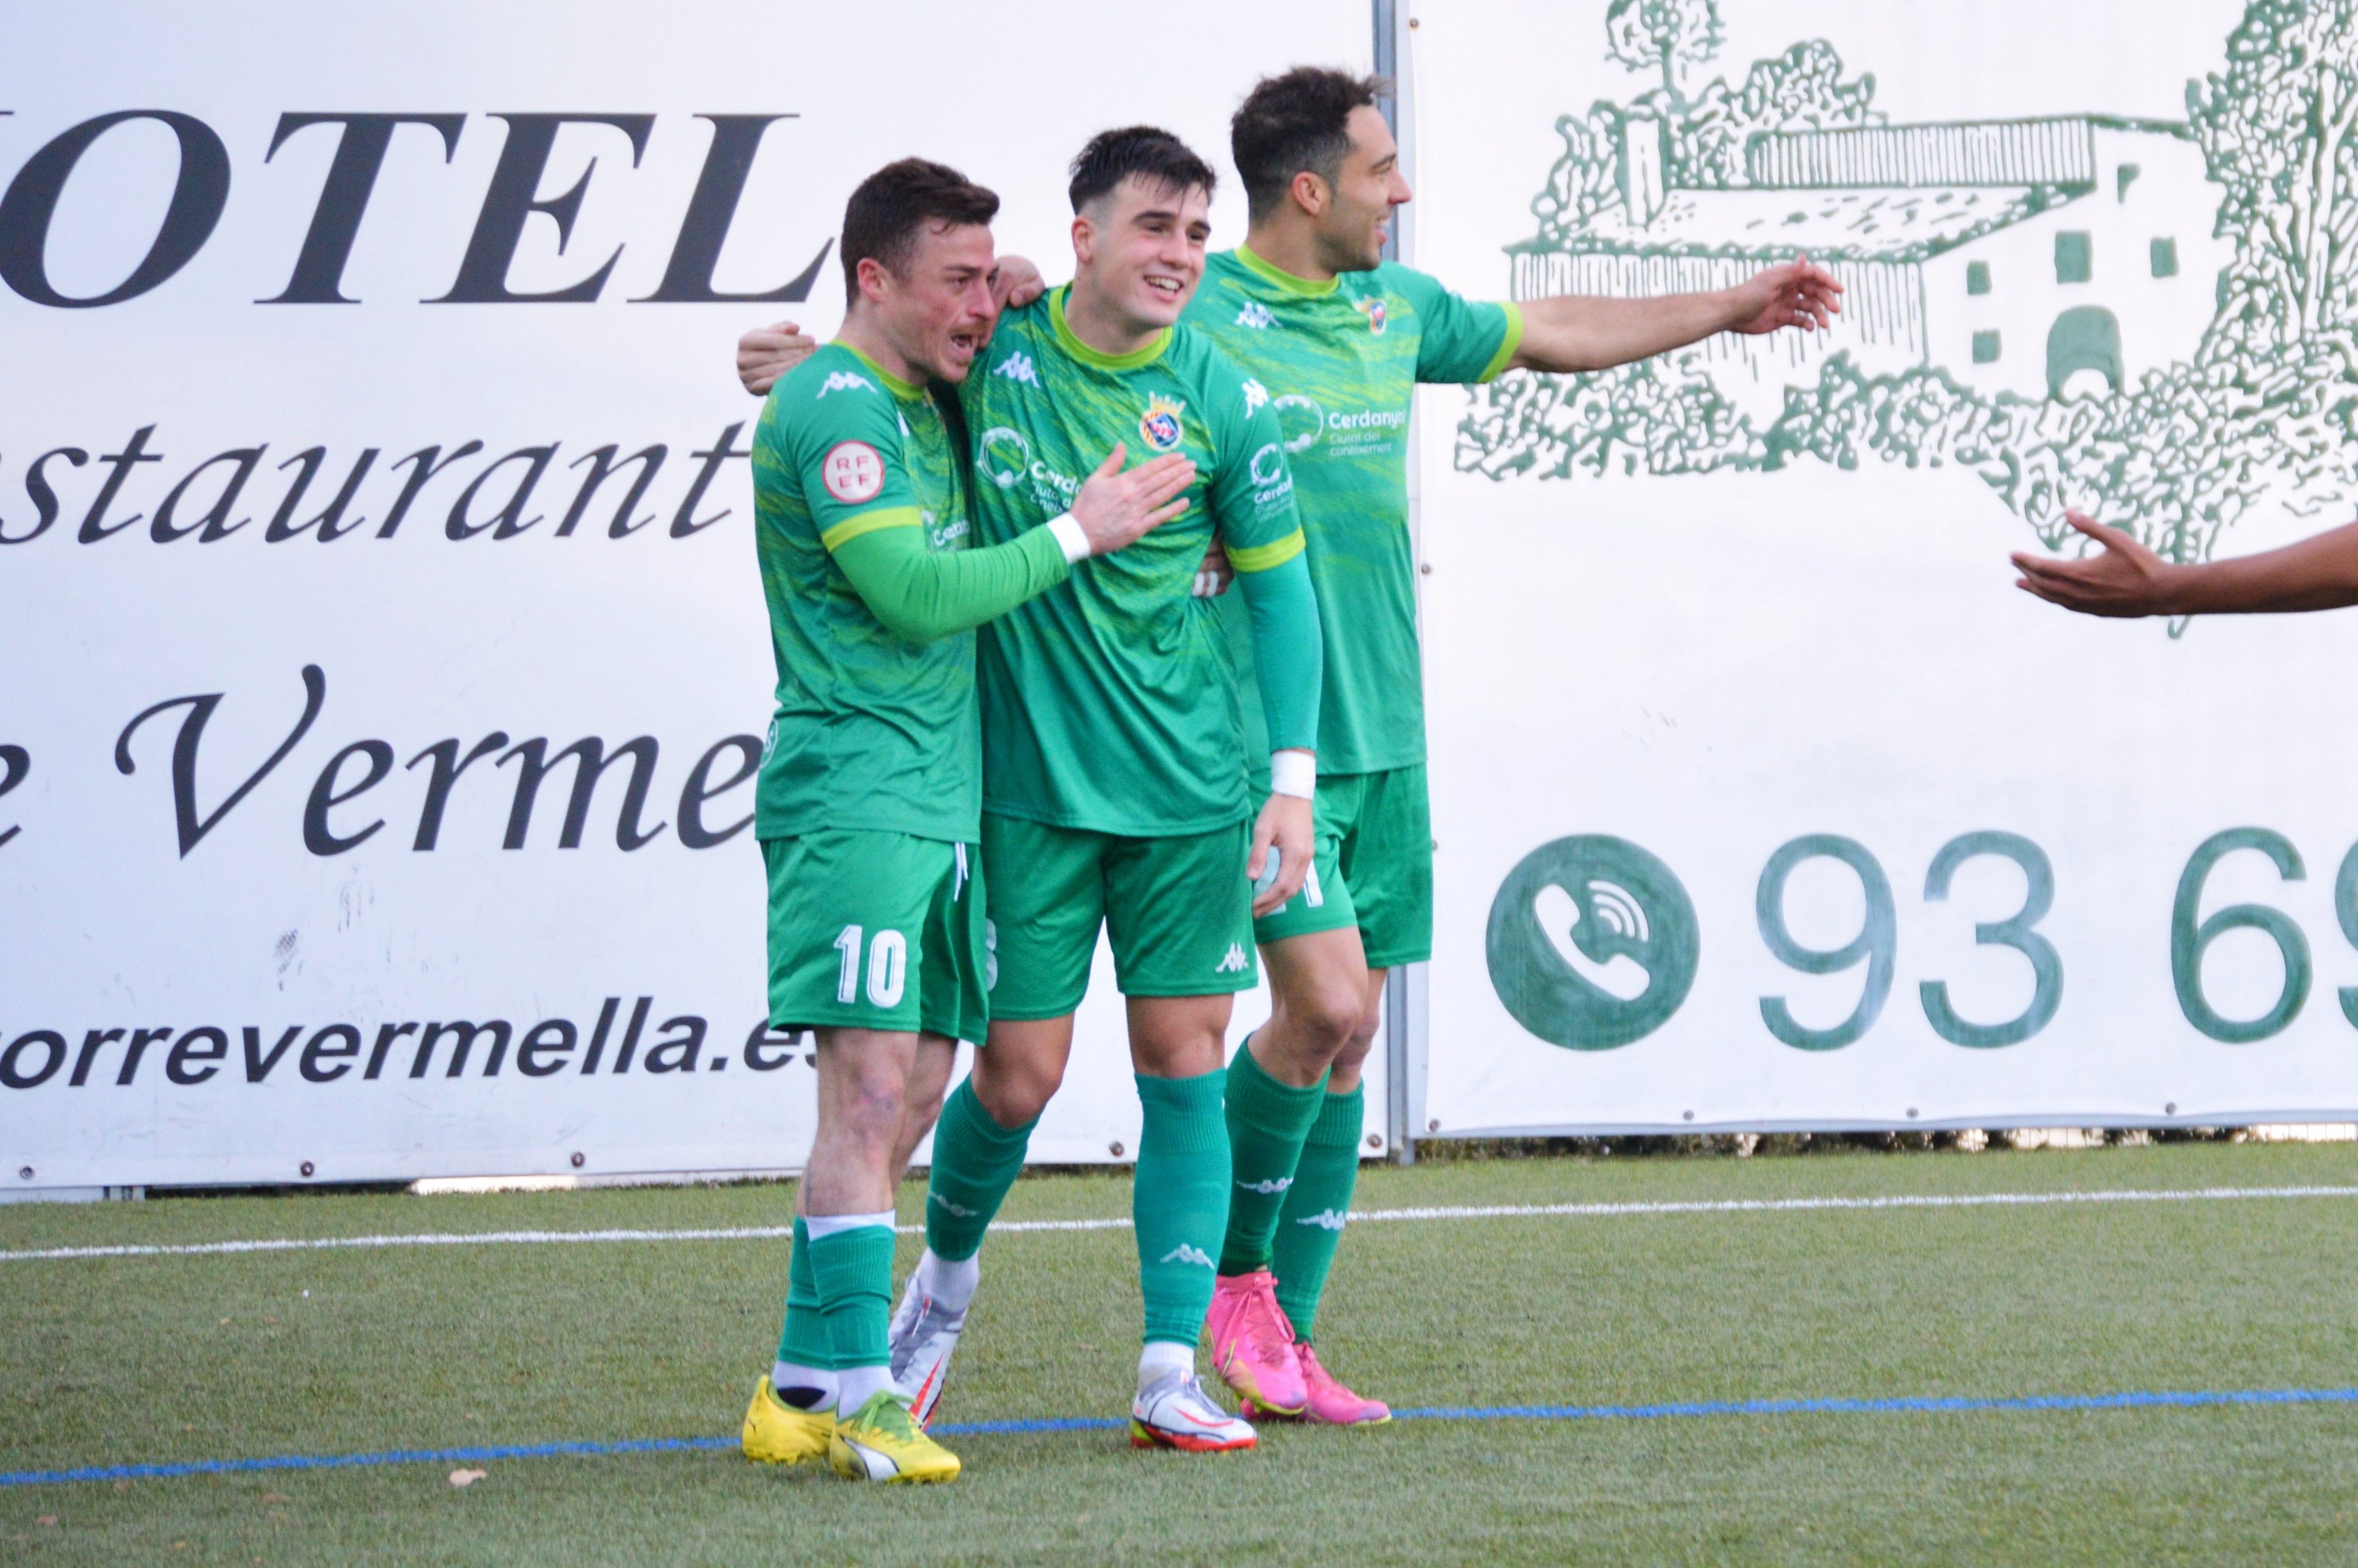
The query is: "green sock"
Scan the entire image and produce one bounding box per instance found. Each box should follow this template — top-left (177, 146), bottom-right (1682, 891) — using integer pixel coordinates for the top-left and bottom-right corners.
top-left (773, 1215), bottom-right (836, 1371)
top-left (925, 1077), bottom-right (1037, 1263)
top-left (1218, 1040), bottom-right (1328, 1275)
top-left (807, 1222), bottom-right (897, 1375)
top-left (1271, 1085), bottom-right (1364, 1343)
top-left (1133, 1069), bottom-right (1231, 1348)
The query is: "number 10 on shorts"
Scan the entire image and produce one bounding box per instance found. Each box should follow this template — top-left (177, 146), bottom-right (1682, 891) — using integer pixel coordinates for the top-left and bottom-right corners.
top-left (834, 925), bottom-right (908, 1008)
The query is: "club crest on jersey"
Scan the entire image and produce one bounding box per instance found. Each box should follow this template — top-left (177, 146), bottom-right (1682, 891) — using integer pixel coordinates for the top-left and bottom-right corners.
top-left (1356, 295), bottom-right (1388, 334)
top-left (1139, 394), bottom-right (1186, 453)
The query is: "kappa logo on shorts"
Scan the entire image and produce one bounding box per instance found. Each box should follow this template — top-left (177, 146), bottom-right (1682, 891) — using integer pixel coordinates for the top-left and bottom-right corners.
top-left (1215, 943), bottom-right (1248, 973)
top-left (821, 441), bottom-right (885, 503)
top-left (1159, 1244), bottom-right (1216, 1268)
top-left (1139, 393), bottom-right (1186, 453)
top-left (1236, 1175), bottom-right (1294, 1195)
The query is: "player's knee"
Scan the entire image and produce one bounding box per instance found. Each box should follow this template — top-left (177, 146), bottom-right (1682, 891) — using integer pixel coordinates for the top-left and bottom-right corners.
top-left (1275, 979), bottom-right (1369, 1063)
top-left (973, 1055), bottom-right (1061, 1126)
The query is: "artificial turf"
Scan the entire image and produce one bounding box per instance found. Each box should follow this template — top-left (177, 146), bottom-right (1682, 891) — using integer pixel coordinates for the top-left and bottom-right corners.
top-left (6, 1140), bottom-right (2358, 1564)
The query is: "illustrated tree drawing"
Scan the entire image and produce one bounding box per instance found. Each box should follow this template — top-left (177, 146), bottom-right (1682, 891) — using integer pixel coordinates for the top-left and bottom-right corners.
top-left (1459, 0), bottom-right (2358, 601)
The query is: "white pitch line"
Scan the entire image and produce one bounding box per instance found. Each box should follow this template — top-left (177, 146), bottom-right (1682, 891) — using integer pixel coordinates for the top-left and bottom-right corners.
top-left (4, 1184), bottom-right (2356, 1264)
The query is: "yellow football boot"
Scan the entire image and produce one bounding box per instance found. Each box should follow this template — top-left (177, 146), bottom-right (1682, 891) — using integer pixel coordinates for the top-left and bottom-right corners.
top-left (827, 1390), bottom-right (961, 1484)
top-left (742, 1375), bottom-right (833, 1465)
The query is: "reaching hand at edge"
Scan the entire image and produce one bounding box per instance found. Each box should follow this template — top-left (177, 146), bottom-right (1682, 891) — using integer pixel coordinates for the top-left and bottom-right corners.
top-left (1728, 257), bottom-right (1843, 337)
top-left (2011, 511), bottom-right (2180, 618)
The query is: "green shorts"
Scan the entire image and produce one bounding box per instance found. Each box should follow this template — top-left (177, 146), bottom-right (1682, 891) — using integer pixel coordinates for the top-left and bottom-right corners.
top-left (1252, 764), bottom-right (1433, 968)
top-left (762, 831), bottom-right (988, 1044)
top-left (980, 813), bottom-right (1258, 1020)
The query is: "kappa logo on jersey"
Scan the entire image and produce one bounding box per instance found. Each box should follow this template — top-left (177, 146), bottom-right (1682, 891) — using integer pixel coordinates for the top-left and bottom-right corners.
top-left (818, 371), bottom-right (874, 398)
top-left (1139, 393), bottom-right (1186, 453)
top-left (1159, 1244), bottom-right (1216, 1269)
top-left (821, 441), bottom-right (885, 503)
top-left (1215, 943), bottom-right (1249, 973)
top-left (1235, 301), bottom-right (1276, 329)
top-left (1240, 377), bottom-right (1270, 416)
top-left (1356, 295), bottom-right (1389, 334)
top-left (993, 351), bottom-right (1041, 387)
top-left (1236, 1175), bottom-right (1294, 1195)
top-left (1295, 1209), bottom-right (1349, 1232)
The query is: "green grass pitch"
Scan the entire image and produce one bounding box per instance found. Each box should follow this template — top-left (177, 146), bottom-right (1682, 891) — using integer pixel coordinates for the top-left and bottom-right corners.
top-left (7, 1140), bottom-right (2358, 1564)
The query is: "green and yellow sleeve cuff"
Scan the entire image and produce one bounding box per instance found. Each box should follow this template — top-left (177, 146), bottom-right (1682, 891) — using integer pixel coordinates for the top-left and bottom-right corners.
top-left (819, 506), bottom-right (922, 552)
top-left (1477, 303), bottom-right (1526, 384)
top-left (1227, 528), bottom-right (1307, 574)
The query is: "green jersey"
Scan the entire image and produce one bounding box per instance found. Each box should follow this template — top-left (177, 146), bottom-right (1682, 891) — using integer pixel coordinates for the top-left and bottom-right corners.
top-left (1184, 247), bottom-right (1522, 774)
top-left (752, 341), bottom-right (981, 842)
top-left (967, 286), bottom-right (1308, 836)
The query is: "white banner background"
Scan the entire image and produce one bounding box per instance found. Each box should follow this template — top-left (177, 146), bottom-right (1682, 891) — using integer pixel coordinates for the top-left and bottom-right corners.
top-left (0, 0), bottom-right (1380, 1191)
top-left (1412, 0), bottom-right (2358, 1135)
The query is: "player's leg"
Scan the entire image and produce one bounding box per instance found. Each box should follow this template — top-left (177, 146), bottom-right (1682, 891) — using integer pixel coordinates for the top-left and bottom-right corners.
top-left (1210, 925), bottom-right (1365, 1415)
top-left (1268, 765), bottom-right (1432, 1425)
top-left (1208, 778), bottom-right (1369, 1414)
top-left (743, 832), bottom-right (960, 1482)
top-left (890, 816), bottom-right (1099, 1423)
top-left (1106, 824), bottom-right (1260, 1451)
top-left (805, 1026), bottom-right (958, 1482)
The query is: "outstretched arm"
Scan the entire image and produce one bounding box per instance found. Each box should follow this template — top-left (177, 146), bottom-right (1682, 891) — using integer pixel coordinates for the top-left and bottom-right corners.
top-left (1509, 257), bottom-right (1842, 374)
top-left (2013, 511), bottom-right (2358, 618)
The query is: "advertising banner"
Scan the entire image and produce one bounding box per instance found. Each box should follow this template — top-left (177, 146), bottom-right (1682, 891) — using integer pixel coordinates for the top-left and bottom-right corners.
top-left (0, 0), bottom-right (1379, 1190)
top-left (1411, 0), bottom-right (2358, 1134)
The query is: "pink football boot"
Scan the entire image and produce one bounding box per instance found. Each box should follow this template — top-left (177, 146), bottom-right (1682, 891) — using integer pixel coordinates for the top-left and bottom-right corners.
top-left (1281, 1343), bottom-right (1391, 1425)
top-left (1207, 1270), bottom-right (1308, 1415)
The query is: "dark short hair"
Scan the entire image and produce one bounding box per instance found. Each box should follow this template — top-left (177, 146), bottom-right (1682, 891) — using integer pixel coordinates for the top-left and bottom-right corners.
top-left (1067, 126), bottom-right (1218, 214)
top-left (1232, 67), bottom-right (1388, 220)
top-left (841, 158), bottom-right (999, 298)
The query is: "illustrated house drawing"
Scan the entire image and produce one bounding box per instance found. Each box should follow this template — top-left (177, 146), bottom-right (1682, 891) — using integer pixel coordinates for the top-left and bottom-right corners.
top-left (1512, 115), bottom-right (2232, 415)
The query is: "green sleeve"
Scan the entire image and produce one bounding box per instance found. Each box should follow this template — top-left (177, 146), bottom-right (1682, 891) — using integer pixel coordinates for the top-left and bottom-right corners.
top-left (1234, 549), bottom-right (1323, 755)
top-left (832, 522), bottom-right (1071, 643)
top-left (1389, 264), bottom-right (1524, 385)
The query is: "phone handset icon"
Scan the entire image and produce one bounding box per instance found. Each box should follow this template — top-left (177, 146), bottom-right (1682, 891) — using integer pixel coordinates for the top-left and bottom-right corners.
top-left (1532, 881), bottom-right (1653, 1003)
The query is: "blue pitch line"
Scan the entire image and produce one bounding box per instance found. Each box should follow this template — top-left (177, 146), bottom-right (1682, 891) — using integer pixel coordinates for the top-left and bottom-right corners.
top-left (9, 1387), bottom-right (2358, 1488)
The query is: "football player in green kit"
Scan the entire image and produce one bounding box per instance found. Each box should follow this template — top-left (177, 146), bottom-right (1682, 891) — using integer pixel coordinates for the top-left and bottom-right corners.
top-left (905, 126), bottom-right (1324, 1453)
top-left (1184, 68), bottom-right (1839, 1425)
top-left (735, 157), bottom-right (1197, 1485)
top-left (733, 92), bottom-right (1835, 1431)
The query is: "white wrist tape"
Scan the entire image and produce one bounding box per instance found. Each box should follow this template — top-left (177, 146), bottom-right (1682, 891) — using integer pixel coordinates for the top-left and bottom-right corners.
top-left (1269, 750), bottom-right (1317, 800)
top-left (1047, 512), bottom-right (1090, 564)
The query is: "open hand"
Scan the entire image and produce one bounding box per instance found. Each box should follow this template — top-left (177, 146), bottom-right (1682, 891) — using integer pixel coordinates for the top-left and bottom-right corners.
top-left (1071, 443), bottom-right (1194, 555)
top-left (2011, 511), bottom-right (2181, 617)
top-left (1729, 257), bottom-right (1842, 336)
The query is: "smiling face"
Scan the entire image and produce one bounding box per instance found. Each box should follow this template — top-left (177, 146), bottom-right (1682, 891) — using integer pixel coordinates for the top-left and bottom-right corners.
top-left (857, 219), bottom-right (999, 384)
top-left (1071, 174), bottom-right (1212, 335)
top-left (1311, 105), bottom-right (1413, 274)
